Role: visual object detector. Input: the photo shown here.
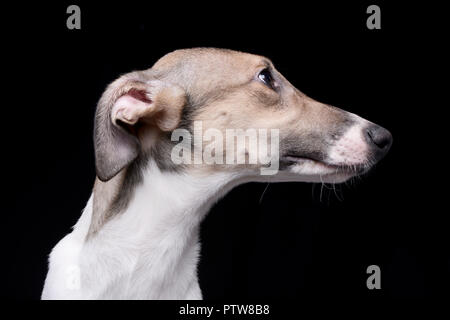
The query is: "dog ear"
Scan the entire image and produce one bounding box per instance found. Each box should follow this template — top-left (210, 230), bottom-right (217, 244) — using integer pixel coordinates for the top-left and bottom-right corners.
top-left (94, 72), bottom-right (186, 182)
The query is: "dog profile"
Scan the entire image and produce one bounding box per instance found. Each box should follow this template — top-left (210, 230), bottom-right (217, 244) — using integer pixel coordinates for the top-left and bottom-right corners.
top-left (42, 48), bottom-right (392, 299)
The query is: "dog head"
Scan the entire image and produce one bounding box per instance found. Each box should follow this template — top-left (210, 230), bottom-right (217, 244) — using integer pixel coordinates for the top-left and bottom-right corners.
top-left (94, 48), bottom-right (392, 184)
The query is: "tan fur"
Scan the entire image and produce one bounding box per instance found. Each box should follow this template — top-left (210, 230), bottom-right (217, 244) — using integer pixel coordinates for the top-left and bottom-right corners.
top-left (91, 172), bottom-right (126, 236)
top-left (91, 48), bottom-right (353, 236)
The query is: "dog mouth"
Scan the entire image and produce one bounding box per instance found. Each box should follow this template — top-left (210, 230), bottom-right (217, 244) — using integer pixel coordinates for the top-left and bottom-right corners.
top-left (280, 154), bottom-right (368, 175)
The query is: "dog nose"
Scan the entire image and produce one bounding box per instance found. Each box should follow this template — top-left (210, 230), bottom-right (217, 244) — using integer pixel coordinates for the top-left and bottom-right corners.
top-left (365, 125), bottom-right (393, 159)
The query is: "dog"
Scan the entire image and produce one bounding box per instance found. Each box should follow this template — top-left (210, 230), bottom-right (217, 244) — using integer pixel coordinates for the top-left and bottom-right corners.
top-left (42, 48), bottom-right (392, 299)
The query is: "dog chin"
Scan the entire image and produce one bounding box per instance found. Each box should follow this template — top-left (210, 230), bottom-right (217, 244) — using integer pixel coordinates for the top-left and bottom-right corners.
top-left (317, 172), bottom-right (354, 184)
top-left (288, 170), bottom-right (355, 184)
top-left (283, 160), bottom-right (362, 184)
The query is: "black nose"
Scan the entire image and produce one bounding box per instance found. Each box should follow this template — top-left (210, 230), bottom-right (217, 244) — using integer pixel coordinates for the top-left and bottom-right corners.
top-left (365, 125), bottom-right (393, 159)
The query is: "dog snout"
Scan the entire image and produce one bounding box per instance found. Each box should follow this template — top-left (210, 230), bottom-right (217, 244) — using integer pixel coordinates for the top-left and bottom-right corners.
top-left (364, 124), bottom-right (393, 160)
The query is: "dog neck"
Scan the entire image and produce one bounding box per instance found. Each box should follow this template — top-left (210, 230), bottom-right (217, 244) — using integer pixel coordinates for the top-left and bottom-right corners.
top-left (76, 161), bottom-right (245, 299)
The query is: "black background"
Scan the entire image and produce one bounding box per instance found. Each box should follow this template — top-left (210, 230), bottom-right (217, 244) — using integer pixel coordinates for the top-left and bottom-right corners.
top-left (2, 1), bottom-right (448, 302)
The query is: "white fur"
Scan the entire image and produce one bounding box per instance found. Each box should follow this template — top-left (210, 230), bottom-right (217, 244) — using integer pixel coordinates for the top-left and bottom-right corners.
top-left (328, 124), bottom-right (368, 165)
top-left (42, 123), bottom-right (372, 299)
top-left (42, 162), bottom-right (246, 299)
top-left (42, 127), bottom-right (373, 299)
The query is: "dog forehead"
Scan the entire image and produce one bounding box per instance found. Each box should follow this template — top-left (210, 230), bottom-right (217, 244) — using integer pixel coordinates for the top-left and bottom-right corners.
top-left (153, 48), bottom-right (267, 79)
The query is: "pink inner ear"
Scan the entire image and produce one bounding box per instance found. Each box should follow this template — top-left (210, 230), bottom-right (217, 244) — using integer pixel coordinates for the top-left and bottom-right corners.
top-left (127, 88), bottom-right (152, 103)
top-left (112, 89), bottom-right (156, 126)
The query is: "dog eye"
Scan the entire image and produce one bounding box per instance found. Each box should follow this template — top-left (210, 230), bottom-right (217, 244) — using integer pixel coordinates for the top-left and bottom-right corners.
top-left (258, 68), bottom-right (275, 89)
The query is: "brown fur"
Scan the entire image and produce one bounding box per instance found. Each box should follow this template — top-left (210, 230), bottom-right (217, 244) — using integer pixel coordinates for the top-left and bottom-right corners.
top-left (89, 48), bottom-right (354, 238)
